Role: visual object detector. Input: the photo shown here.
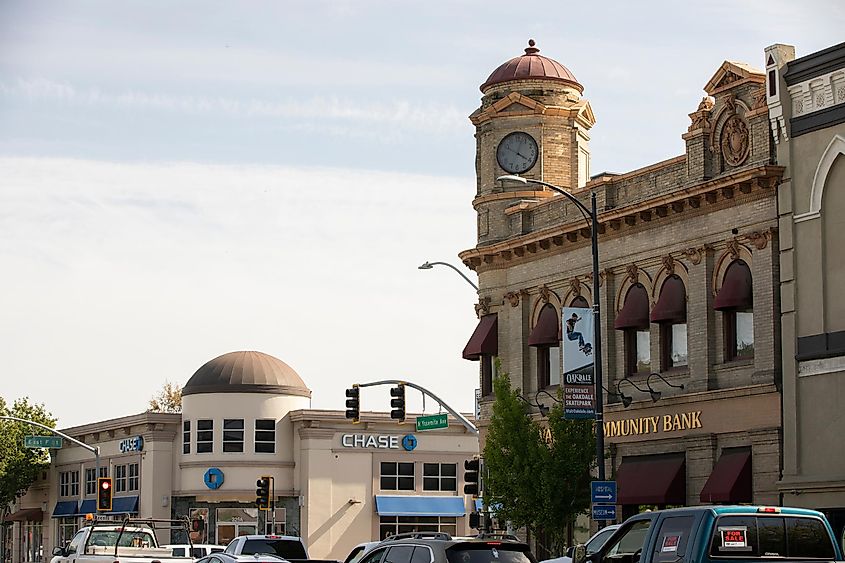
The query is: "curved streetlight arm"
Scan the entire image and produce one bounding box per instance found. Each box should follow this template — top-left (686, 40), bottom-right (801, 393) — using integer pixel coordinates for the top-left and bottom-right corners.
top-left (418, 261), bottom-right (479, 291)
top-left (647, 372), bottom-right (685, 390)
top-left (535, 388), bottom-right (562, 404)
top-left (496, 175), bottom-right (593, 226)
top-left (356, 379), bottom-right (478, 435)
top-left (0, 415), bottom-right (101, 478)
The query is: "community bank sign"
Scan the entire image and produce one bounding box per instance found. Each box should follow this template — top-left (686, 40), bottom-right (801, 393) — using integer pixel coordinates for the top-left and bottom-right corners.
top-left (603, 411), bottom-right (702, 438)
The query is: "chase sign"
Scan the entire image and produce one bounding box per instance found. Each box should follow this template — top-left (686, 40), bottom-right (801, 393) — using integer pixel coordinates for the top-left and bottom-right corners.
top-left (119, 436), bottom-right (144, 453)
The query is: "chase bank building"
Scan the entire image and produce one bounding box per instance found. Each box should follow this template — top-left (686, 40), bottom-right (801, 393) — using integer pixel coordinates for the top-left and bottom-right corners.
top-left (5, 351), bottom-right (479, 563)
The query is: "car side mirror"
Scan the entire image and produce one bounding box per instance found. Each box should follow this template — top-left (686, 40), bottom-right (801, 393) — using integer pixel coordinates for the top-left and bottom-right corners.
top-left (566, 547), bottom-right (575, 558)
top-left (52, 546), bottom-right (66, 557)
top-left (573, 544), bottom-right (587, 563)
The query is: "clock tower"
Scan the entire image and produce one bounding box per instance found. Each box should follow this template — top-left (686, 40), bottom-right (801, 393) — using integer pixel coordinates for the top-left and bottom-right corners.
top-left (469, 40), bottom-right (595, 246)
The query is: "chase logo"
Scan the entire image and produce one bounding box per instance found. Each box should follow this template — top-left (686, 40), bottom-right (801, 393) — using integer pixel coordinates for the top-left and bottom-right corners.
top-left (401, 434), bottom-right (417, 451)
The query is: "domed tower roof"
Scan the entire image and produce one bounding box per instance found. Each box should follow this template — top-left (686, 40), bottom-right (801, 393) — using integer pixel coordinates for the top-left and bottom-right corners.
top-left (481, 39), bottom-right (583, 94)
top-left (183, 351), bottom-right (311, 398)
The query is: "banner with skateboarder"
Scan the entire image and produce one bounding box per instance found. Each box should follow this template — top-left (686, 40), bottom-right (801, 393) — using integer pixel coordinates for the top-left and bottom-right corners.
top-left (562, 306), bottom-right (596, 419)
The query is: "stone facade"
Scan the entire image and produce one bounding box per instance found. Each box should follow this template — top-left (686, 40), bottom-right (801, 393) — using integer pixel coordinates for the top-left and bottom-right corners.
top-left (462, 45), bottom-right (784, 520)
top-left (771, 41), bottom-right (845, 537)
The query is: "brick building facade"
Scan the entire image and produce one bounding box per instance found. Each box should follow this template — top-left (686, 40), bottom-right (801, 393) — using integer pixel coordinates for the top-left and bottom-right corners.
top-left (461, 41), bottom-right (784, 522)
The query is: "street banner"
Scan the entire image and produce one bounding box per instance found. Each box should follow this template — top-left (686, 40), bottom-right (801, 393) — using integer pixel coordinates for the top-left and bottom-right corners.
top-left (562, 307), bottom-right (596, 419)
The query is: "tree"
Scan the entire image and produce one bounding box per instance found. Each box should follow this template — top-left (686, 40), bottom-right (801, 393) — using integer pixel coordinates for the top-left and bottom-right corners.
top-left (0, 397), bottom-right (57, 516)
top-left (147, 381), bottom-right (182, 413)
top-left (483, 369), bottom-right (595, 553)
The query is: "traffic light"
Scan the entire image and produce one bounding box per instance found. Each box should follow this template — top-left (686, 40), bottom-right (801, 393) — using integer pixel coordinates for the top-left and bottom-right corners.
top-left (463, 458), bottom-right (480, 496)
top-left (97, 477), bottom-right (113, 512)
top-left (256, 476), bottom-right (271, 510)
top-left (191, 516), bottom-right (205, 532)
top-left (468, 511), bottom-right (482, 530)
top-left (390, 384), bottom-right (406, 422)
top-left (345, 386), bottom-right (360, 423)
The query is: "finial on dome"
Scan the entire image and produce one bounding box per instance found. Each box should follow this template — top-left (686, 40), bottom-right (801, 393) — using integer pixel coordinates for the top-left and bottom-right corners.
top-left (525, 39), bottom-right (539, 55)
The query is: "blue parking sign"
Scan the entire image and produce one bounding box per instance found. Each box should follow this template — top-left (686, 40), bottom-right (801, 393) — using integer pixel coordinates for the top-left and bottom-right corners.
top-left (591, 481), bottom-right (617, 504)
top-left (592, 504), bottom-right (617, 521)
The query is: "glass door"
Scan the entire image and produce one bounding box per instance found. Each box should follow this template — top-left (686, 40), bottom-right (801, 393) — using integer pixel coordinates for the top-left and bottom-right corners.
top-left (216, 508), bottom-right (258, 545)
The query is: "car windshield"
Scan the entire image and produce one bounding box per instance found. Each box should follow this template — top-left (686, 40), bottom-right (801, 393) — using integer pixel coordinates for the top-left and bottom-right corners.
top-left (87, 530), bottom-right (155, 548)
top-left (447, 543), bottom-right (537, 563)
top-left (241, 539), bottom-right (308, 559)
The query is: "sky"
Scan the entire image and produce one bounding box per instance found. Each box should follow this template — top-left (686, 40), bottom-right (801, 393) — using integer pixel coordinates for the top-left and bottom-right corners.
top-left (1, 0), bottom-right (843, 428)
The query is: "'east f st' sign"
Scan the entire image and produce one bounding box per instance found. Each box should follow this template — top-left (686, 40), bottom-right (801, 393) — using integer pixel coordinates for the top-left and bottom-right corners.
top-left (603, 411), bottom-right (702, 438)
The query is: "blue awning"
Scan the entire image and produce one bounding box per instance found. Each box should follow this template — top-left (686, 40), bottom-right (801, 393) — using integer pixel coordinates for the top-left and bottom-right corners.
top-left (52, 501), bottom-right (79, 518)
top-left (474, 500), bottom-right (501, 513)
top-left (108, 496), bottom-right (139, 514)
top-left (375, 496), bottom-right (465, 517)
top-left (79, 499), bottom-right (96, 515)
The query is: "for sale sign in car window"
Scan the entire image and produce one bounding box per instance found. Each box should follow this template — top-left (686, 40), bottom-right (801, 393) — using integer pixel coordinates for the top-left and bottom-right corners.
top-left (718, 527), bottom-right (751, 550)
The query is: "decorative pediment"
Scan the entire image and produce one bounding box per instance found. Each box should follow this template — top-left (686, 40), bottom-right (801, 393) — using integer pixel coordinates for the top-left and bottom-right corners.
top-left (704, 61), bottom-right (765, 95)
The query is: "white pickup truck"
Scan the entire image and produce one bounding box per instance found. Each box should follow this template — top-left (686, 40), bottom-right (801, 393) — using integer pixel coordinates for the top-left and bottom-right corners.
top-left (50, 519), bottom-right (192, 563)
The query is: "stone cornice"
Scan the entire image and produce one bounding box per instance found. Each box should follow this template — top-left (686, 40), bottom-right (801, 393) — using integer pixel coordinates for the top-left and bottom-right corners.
top-left (460, 165), bottom-right (784, 272)
top-left (179, 460), bottom-right (295, 469)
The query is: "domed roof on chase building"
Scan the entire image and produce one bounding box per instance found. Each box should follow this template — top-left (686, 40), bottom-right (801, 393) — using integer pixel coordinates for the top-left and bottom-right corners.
top-left (481, 39), bottom-right (583, 93)
top-left (183, 350), bottom-right (311, 398)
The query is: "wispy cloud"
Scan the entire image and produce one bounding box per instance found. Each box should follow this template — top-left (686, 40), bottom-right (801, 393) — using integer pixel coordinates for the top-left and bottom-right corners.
top-left (0, 78), bottom-right (466, 134)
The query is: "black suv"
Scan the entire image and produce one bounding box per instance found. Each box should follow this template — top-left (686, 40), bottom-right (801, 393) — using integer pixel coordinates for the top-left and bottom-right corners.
top-left (358, 533), bottom-right (537, 563)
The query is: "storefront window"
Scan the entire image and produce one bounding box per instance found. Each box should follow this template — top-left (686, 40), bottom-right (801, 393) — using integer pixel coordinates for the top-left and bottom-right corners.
top-left (216, 508), bottom-right (258, 546)
top-left (380, 462), bottom-right (414, 491)
top-left (255, 420), bottom-right (276, 454)
top-left (423, 463), bottom-right (457, 491)
top-left (20, 522), bottom-right (42, 563)
top-left (59, 471), bottom-right (79, 498)
top-left (128, 463), bottom-right (139, 491)
top-left (57, 518), bottom-right (78, 547)
top-left (223, 419), bottom-right (245, 453)
top-left (183, 421), bottom-right (191, 454)
top-left (85, 467), bottom-right (108, 495)
top-left (379, 516), bottom-right (457, 540)
top-left (197, 420), bottom-right (214, 453)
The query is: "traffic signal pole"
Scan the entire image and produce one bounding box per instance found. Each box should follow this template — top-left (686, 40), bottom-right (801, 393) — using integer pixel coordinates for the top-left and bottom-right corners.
top-left (354, 380), bottom-right (478, 435)
top-left (0, 415), bottom-right (101, 504)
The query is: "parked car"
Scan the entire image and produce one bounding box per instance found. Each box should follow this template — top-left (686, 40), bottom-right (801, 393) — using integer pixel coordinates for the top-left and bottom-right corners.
top-left (541, 525), bottom-right (621, 563)
top-left (574, 506), bottom-right (843, 563)
top-left (223, 534), bottom-right (340, 563)
top-left (360, 531), bottom-right (537, 563)
top-left (162, 544), bottom-right (226, 558)
top-left (343, 542), bottom-right (380, 563)
top-left (195, 553), bottom-right (288, 563)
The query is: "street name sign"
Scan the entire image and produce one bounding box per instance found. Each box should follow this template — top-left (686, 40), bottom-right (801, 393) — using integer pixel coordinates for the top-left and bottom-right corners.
top-left (416, 414), bottom-right (448, 431)
top-left (591, 480), bottom-right (617, 504)
top-left (24, 435), bottom-right (62, 449)
top-left (592, 504), bottom-right (617, 521)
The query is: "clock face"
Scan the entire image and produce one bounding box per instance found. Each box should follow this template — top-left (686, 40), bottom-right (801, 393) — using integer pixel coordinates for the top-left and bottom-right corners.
top-left (497, 131), bottom-right (538, 174)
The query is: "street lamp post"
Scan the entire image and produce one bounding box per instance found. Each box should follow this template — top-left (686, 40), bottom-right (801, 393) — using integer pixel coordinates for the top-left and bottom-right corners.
top-left (497, 175), bottom-right (606, 486)
top-left (418, 261), bottom-right (479, 291)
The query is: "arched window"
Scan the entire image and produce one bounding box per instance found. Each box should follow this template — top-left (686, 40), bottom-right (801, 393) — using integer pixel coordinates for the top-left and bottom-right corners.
top-left (715, 260), bottom-right (753, 360)
top-left (651, 275), bottom-right (688, 370)
top-left (529, 304), bottom-right (561, 389)
top-left (615, 283), bottom-right (651, 376)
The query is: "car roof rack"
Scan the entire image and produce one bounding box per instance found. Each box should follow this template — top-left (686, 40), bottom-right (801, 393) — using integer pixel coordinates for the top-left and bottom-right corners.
top-left (382, 532), bottom-right (454, 542)
top-left (472, 533), bottom-right (520, 541)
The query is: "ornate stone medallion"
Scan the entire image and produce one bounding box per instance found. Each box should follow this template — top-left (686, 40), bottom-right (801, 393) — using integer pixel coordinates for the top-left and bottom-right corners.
top-left (721, 114), bottom-right (750, 166)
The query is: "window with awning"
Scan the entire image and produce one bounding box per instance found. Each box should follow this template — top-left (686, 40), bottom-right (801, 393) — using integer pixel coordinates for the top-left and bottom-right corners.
top-left (699, 448), bottom-right (752, 504)
top-left (463, 314), bottom-right (498, 396)
top-left (529, 304), bottom-right (560, 389)
top-left (616, 284), bottom-right (651, 375)
top-left (617, 452), bottom-right (686, 506)
top-left (652, 275), bottom-right (688, 369)
top-left (715, 260), bottom-right (754, 360)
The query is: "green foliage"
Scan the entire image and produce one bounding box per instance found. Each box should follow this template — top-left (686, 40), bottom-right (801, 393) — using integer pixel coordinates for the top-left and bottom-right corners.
top-left (482, 369), bottom-right (595, 552)
top-left (147, 381), bottom-right (182, 413)
top-left (0, 397), bottom-right (57, 511)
